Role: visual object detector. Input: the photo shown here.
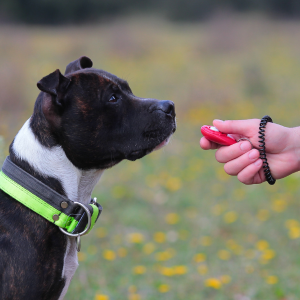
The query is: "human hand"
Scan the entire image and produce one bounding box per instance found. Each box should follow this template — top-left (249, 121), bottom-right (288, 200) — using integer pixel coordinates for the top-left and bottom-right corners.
top-left (200, 119), bottom-right (300, 185)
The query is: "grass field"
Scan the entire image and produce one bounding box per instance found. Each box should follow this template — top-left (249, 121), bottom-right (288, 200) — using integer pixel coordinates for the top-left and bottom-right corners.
top-left (2, 14), bottom-right (300, 300)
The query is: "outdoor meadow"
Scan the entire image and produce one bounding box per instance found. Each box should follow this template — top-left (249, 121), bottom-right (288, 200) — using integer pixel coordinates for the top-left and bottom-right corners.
top-left (2, 15), bottom-right (300, 300)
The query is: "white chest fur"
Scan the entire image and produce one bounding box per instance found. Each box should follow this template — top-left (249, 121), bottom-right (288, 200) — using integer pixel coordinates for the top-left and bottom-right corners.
top-left (12, 119), bottom-right (104, 300)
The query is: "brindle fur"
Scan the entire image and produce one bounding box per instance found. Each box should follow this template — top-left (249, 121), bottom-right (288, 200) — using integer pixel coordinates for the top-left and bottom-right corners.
top-left (0, 56), bottom-right (176, 300)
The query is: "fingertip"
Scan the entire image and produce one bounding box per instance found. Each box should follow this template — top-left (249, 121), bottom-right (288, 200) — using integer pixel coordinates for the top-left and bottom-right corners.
top-left (237, 158), bottom-right (264, 185)
top-left (212, 119), bottom-right (224, 129)
top-left (200, 137), bottom-right (221, 150)
top-left (248, 149), bottom-right (260, 160)
top-left (254, 158), bottom-right (262, 167)
top-left (200, 137), bottom-right (210, 150)
top-left (239, 141), bottom-right (252, 151)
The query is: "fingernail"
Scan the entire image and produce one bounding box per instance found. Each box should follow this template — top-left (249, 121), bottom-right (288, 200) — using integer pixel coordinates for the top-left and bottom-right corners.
top-left (214, 119), bottom-right (223, 122)
top-left (254, 159), bottom-right (262, 166)
top-left (248, 149), bottom-right (258, 159)
top-left (240, 141), bottom-right (251, 151)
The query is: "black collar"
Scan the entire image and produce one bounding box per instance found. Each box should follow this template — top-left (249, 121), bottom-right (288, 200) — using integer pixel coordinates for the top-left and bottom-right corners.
top-left (0, 156), bottom-right (102, 251)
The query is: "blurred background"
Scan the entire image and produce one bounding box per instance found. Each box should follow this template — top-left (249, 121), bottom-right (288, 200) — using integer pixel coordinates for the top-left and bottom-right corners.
top-left (1, 1), bottom-right (300, 300)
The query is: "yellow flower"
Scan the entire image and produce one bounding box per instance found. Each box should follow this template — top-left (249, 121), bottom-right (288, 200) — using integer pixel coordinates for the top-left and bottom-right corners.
top-left (78, 252), bottom-right (86, 262)
top-left (197, 264), bottom-right (208, 275)
top-left (128, 233), bottom-right (144, 244)
top-left (272, 199), bottom-right (286, 212)
top-left (266, 275), bottom-right (278, 285)
top-left (128, 294), bottom-right (141, 300)
top-left (193, 253), bottom-right (206, 263)
top-left (226, 239), bottom-right (237, 250)
top-left (220, 275), bottom-right (231, 284)
top-left (95, 295), bottom-right (109, 300)
top-left (155, 250), bottom-right (173, 261)
top-left (154, 232), bottom-right (166, 243)
top-left (128, 285), bottom-right (137, 293)
top-left (226, 239), bottom-right (243, 254)
top-left (218, 250), bottom-right (231, 260)
top-left (173, 265), bottom-right (188, 275)
top-left (165, 213), bottom-right (180, 224)
top-left (96, 227), bottom-right (107, 238)
top-left (261, 249), bottom-right (276, 260)
top-left (289, 226), bottom-right (300, 239)
top-left (256, 240), bottom-right (269, 251)
top-left (165, 177), bottom-right (182, 192)
top-left (160, 267), bottom-right (174, 276)
top-left (285, 219), bottom-right (300, 228)
top-left (118, 247), bottom-right (127, 257)
top-left (256, 209), bottom-right (270, 221)
top-left (232, 245), bottom-right (243, 255)
top-left (158, 284), bottom-right (170, 293)
top-left (200, 236), bottom-right (212, 246)
top-left (133, 265), bottom-right (146, 274)
top-left (103, 250), bottom-right (116, 261)
top-left (224, 211), bottom-right (237, 223)
top-left (143, 243), bottom-right (156, 254)
top-left (205, 278), bottom-right (222, 289)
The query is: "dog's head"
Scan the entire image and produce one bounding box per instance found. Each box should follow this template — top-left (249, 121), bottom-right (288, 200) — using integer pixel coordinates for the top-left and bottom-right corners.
top-left (34, 56), bottom-right (176, 170)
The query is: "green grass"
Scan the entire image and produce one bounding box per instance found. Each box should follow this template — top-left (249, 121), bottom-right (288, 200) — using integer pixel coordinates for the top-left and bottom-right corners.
top-left (2, 15), bottom-right (300, 300)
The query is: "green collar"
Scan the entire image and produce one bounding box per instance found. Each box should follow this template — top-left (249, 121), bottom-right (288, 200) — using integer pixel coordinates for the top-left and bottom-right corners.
top-left (0, 156), bottom-right (102, 251)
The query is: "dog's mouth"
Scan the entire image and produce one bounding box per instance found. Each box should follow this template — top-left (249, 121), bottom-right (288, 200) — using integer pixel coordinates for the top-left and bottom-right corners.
top-left (153, 136), bottom-right (171, 151)
top-left (126, 135), bottom-right (172, 161)
top-left (126, 149), bottom-right (151, 161)
top-left (126, 120), bottom-right (176, 162)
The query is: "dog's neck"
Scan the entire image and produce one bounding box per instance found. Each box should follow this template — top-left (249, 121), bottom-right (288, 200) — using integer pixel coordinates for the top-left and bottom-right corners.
top-left (11, 119), bottom-right (104, 204)
top-left (8, 118), bottom-right (104, 300)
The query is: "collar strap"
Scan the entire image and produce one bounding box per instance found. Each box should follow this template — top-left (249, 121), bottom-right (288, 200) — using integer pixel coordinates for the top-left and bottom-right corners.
top-left (0, 156), bottom-right (102, 236)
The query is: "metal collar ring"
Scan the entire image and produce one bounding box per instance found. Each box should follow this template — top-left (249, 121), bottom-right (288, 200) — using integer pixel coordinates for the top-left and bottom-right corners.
top-left (59, 201), bottom-right (92, 237)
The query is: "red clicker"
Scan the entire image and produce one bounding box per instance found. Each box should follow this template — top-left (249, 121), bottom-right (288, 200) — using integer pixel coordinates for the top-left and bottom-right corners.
top-left (201, 125), bottom-right (236, 146)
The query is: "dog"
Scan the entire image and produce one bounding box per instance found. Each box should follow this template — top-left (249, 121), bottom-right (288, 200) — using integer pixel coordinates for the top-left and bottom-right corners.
top-left (0, 56), bottom-right (176, 300)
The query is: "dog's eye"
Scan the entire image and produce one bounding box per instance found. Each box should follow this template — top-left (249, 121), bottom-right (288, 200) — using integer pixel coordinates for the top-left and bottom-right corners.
top-left (109, 95), bottom-right (118, 103)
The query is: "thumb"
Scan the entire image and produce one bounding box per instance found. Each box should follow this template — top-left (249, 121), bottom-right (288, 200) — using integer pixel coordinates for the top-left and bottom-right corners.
top-left (212, 119), bottom-right (260, 137)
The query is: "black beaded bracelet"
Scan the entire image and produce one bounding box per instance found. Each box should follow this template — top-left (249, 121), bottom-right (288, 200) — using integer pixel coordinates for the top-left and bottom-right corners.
top-left (258, 116), bottom-right (276, 185)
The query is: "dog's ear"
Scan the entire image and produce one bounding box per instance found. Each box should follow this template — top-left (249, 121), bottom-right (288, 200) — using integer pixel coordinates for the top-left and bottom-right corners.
top-left (37, 69), bottom-right (71, 106)
top-left (64, 56), bottom-right (93, 75)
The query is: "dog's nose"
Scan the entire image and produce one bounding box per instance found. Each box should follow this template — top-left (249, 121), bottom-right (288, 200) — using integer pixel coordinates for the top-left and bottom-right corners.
top-left (160, 100), bottom-right (175, 116)
top-left (149, 100), bottom-right (175, 117)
